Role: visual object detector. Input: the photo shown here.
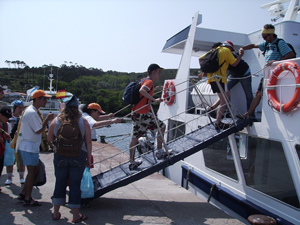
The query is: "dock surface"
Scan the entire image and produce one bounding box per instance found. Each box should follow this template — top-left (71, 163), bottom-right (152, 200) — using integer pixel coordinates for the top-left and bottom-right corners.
top-left (0, 142), bottom-right (245, 224)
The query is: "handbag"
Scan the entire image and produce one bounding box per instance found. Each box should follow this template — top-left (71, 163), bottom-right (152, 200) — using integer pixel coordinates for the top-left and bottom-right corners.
top-left (4, 140), bottom-right (15, 166)
top-left (33, 159), bottom-right (46, 187)
top-left (80, 167), bottom-right (94, 199)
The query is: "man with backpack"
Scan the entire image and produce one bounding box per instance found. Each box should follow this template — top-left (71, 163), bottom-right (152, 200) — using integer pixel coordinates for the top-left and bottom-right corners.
top-left (237, 24), bottom-right (296, 119)
top-left (128, 64), bottom-right (171, 170)
top-left (241, 24), bottom-right (296, 65)
top-left (198, 42), bottom-right (244, 129)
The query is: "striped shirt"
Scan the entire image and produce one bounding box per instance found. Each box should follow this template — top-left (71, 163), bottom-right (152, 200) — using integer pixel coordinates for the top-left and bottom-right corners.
top-left (258, 38), bottom-right (292, 64)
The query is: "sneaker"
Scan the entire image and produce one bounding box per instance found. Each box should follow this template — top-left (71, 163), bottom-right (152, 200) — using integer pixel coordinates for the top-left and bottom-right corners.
top-left (129, 159), bottom-right (143, 170)
top-left (5, 179), bottom-right (12, 185)
top-left (20, 178), bottom-right (25, 184)
top-left (156, 149), bottom-right (173, 159)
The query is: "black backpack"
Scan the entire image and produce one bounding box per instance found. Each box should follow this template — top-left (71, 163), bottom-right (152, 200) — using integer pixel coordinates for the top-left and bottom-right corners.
top-left (263, 38), bottom-right (296, 57)
top-left (55, 117), bottom-right (83, 157)
top-left (200, 48), bottom-right (226, 73)
top-left (122, 78), bottom-right (153, 105)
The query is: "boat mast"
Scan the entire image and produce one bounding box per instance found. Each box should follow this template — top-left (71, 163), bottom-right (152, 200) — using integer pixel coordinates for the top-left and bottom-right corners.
top-left (261, 0), bottom-right (299, 22)
top-left (49, 66), bottom-right (54, 94)
top-left (284, 0), bottom-right (299, 21)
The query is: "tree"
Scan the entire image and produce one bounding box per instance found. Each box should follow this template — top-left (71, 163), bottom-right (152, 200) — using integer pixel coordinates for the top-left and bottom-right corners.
top-left (5, 60), bottom-right (11, 68)
top-left (16, 60), bottom-right (21, 68)
top-left (11, 61), bottom-right (17, 68)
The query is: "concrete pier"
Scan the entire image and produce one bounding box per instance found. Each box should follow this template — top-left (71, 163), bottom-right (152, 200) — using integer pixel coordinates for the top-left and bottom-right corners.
top-left (0, 142), bottom-right (245, 224)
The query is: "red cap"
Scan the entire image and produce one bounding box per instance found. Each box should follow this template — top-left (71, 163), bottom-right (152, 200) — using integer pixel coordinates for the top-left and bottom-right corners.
top-left (222, 41), bottom-right (235, 52)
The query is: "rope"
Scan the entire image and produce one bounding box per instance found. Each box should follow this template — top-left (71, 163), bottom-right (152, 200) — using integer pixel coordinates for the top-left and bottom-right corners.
top-left (104, 133), bottom-right (131, 139)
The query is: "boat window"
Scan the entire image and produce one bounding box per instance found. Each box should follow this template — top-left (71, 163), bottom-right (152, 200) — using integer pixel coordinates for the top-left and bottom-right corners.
top-left (240, 137), bottom-right (300, 208)
top-left (167, 120), bottom-right (185, 142)
top-left (203, 138), bottom-right (238, 181)
top-left (295, 144), bottom-right (300, 163)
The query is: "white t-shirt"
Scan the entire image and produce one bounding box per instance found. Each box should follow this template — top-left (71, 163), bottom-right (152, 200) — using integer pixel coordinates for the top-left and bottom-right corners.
top-left (82, 112), bottom-right (97, 140)
top-left (17, 105), bottom-right (43, 153)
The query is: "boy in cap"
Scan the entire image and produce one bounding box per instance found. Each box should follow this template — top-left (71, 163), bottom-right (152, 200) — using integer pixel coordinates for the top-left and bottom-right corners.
top-left (0, 106), bottom-right (12, 191)
top-left (81, 103), bottom-right (121, 141)
top-left (207, 41), bottom-right (253, 116)
top-left (17, 90), bottom-right (54, 206)
top-left (128, 63), bottom-right (171, 170)
top-left (199, 43), bottom-right (244, 129)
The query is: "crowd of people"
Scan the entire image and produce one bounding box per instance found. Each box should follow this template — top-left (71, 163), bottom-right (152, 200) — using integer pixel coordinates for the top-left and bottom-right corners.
top-left (0, 23), bottom-right (297, 222)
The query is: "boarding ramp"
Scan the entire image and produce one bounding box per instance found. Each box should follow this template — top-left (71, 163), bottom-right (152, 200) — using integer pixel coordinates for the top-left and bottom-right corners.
top-left (91, 118), bottom-right (251, 199)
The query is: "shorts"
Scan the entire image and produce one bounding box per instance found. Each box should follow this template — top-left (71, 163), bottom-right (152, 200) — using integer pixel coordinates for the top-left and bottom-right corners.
top-left (131, 112), bottom-right (165, 139)
top-left (210, 81), bottom-right (226, 93)
top-left (19, 151), bottom-right (39, 166)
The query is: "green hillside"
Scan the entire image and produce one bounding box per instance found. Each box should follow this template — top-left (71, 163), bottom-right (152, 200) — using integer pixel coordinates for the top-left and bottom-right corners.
top-left (0, 64), bottom-right (199, 116)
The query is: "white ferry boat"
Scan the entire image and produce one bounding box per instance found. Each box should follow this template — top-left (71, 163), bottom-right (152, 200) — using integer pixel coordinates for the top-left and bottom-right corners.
top-left (157, 1), bottom-right (300, 224)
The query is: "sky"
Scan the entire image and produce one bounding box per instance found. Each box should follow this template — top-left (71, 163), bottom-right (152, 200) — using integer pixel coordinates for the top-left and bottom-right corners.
top-left (1, 0), bottom-right (299, 73)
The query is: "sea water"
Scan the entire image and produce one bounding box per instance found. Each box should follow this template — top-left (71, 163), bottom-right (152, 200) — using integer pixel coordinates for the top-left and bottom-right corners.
top-left (96, 122), bottom-right (132, 152)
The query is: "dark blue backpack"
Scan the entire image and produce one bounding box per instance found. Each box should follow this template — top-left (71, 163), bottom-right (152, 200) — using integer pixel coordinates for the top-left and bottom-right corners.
top-left (263, 38), bottom-right (296, 57)
top-left (122, 78), bottom-right (152, 104)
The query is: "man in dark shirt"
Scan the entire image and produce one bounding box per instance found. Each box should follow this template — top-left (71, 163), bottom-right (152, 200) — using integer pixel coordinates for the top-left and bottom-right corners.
top-left (226, 41), bottom-right (253, 112)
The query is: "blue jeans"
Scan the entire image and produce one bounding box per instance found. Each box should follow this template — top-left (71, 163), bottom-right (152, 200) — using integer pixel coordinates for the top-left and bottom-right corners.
top-left (52, 150), bottom-right (87, 209)
top-left (227, 72), bottom-right (253, 111)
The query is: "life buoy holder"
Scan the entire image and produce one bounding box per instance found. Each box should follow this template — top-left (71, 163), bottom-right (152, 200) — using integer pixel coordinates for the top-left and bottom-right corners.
top-left (163, 80), bottom-right (176, 106)
top-left (267, 61), bottom-right (300, 113)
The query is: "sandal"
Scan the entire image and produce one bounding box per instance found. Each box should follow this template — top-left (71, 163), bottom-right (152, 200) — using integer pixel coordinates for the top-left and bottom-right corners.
top-left (52, 212), bottom-right (61, 221)
top-left (236, 113), bottom-right (250, 120)
top-left (236, 114), bottom-right (245, 120)
top-left (17, 193), bottom-right (25, 201)
top-left (23, 198), bottom-right (41, 207)
top-left (72, 214), bottom-right (88, 223)
top-left (214, 122), bottom-right (231, 130)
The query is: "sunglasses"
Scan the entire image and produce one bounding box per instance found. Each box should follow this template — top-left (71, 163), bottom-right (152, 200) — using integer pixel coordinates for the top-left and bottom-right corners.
top-left (262, 34), bottom-right (270, 40)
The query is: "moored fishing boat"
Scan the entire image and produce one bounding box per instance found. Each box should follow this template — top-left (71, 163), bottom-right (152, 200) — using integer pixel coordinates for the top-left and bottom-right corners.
top-left (23, 71), bottom-right (73, 118)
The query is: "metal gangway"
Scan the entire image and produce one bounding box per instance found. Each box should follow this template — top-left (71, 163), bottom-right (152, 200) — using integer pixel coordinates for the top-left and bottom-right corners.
top-left (91, 118), bottom-right (251, 200)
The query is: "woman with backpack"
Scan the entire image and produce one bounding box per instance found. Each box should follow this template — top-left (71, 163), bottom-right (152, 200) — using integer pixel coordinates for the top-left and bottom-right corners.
top-left (47, 95), bottom-right (91, 223)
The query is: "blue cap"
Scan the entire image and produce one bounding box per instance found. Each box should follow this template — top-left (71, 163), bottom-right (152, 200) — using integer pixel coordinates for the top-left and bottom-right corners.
top-left (62, 95), bottom-right (78, 107)
top-left (11, 100), bottom-right (24, 106)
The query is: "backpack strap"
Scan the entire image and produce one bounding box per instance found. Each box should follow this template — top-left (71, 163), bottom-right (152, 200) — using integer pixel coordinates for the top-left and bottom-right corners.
top-left (263, 38), bottom-right (282, 56)
top-left (136, 78), bottom-right (153, 105)
top-left (216, 47), bottom-right (226, 75)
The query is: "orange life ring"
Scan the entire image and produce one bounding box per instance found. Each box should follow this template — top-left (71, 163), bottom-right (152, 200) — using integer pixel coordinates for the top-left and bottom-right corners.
top-left (163, 80), bottom-right (176, 106)
top-left (267, 61), bottom-right (300, 112)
